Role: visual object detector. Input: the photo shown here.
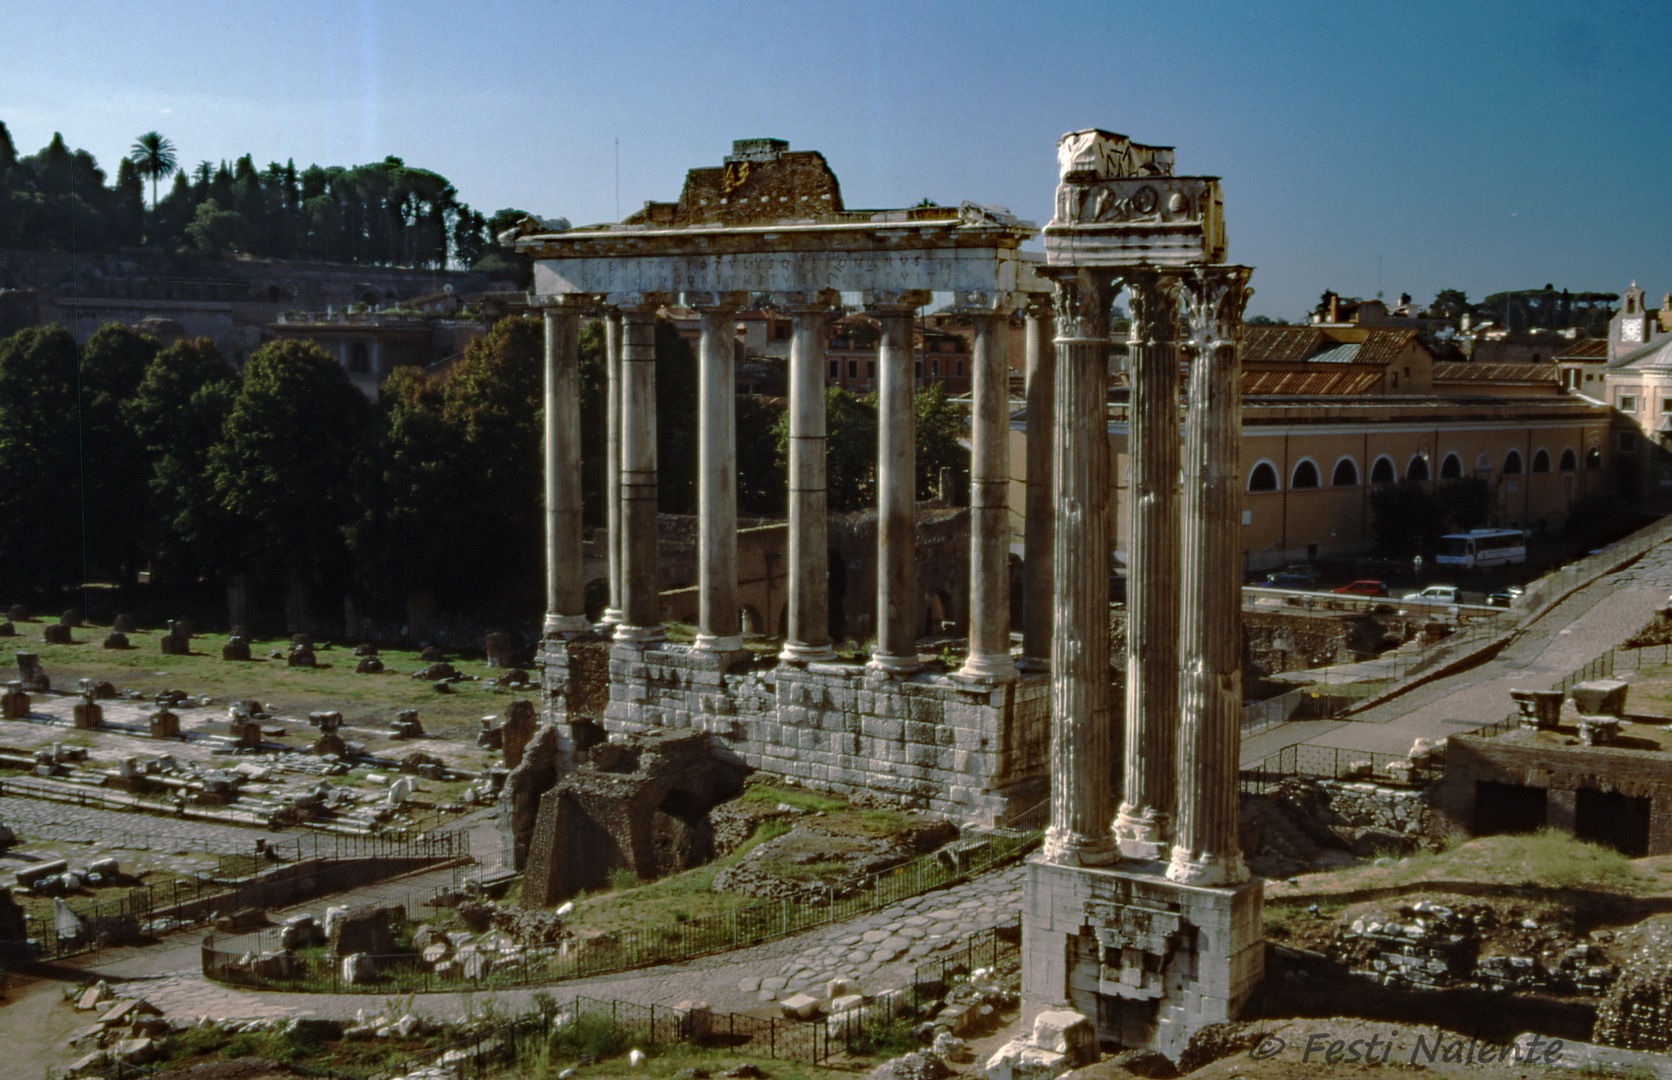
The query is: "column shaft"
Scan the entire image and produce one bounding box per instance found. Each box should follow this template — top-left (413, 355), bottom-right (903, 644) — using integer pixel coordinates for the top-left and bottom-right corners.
top-left (958, 312), bottom-right (1017, 682)
top-left (616, 306), bottom-right (662, 641)
top-left (1040, 270), bottom-right (1117, 867)
top-left (602, 311), bottom-right (625, 627)
top-left (543, 308), bottom-right (587, 636)
top-left (870, 306), bottom-right (921, 674)
top-left (695, 302), bottom-right (743, 653)
top-left (1115, 272), bottom-right (1182, 859)
top-left (1021, 300), bottom-right (1056, 666)
top-left (1169, 267), bottom-right (1253, 887)
top-left (781, 303), bottom-right (836, 662)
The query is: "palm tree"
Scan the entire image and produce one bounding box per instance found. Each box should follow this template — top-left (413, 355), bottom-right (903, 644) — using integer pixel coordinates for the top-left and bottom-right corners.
top-left (128, 132), bottom-right (178, 209)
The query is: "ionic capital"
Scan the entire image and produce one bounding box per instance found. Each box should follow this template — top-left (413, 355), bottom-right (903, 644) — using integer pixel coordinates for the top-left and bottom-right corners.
top-left (681, 290), bottom-right (751, 314)
top-left (862, 289), bottom-right (932, 314)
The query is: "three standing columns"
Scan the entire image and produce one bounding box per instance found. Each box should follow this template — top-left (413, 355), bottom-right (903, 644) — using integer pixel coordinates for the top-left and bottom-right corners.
top-left (1114, 271), bottom-right (1182, 859)
top-left (869, 294), bottom-right (930, 676)
top-left (692, 293), bottom-right (750, 655)
top-left (615, 299), bottom-right (667, 643)
top-left (542, 303), bottom-right (590, 637)
top-left (957, 310), bottom-right (1018, 682)
top-left (1167, 266), bottom-right (1254, 887)
top-left (1020, 298), bottom-right (1056, 668)
top-left (780, 293), bottom-right (840, 663)
top-left (1039, 268), bottom-right (1118, 867)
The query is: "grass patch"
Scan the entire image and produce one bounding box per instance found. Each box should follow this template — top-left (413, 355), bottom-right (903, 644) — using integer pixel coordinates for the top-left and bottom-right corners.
top-left (741, 783), bottom-right (847, 814)
top-left (0, 627), bottom-right (518, 741)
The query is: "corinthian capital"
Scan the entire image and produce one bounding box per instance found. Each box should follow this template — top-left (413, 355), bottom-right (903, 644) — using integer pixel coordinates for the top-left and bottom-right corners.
top-left (1123, 271), bottom-right (1183, 346)
top-left (1045, 268), bottom-right (1110, 342)
top-left (1180, 266), bottom-right (1254, 350)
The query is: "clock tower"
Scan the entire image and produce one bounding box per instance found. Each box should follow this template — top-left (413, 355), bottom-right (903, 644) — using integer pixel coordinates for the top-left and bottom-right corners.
top-left (1611, 283), bottom-right (1653, 363)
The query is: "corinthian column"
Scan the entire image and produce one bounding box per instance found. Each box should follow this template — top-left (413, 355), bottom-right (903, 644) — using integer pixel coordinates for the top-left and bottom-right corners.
top-left (957, 308), bottom-right (1018, 683)
top-left (1168, 266), bottom-right (1254, 887)
top-left (1021, 296), bottom-right (1055, 668)
top-left (1039, 268), bottom-right (1118, 867)
top-left (615, 298), bottom-right (667, 643)
top-left (869, 293), bottom-right (930, 676)
top-left (601, 310), bottom-right (626, 628)
top-left (543, 302), bottom-right (589, 637)
top-left (780, 292), bottom-right (839, 663)
top-left (691, 292), bottom-right (749, 655)
top-left (1114, 271), bottom-right (1183, 860)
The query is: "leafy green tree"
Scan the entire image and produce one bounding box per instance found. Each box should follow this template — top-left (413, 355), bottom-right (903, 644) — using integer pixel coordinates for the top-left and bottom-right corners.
top-left (808, 388), bottom-right (879, 512)
top-left (736, 395), bottom-right (786, 516)
top-left (78, 325), bottom-right (159, 581)
top-left (1436, 476), bottom-right (1495, 532)
top-left (123, 338), bottom-right (239, 587)
top-left (127, 131), bottom-right (177, 209)
top-left (1430, 288), bottom-right (1469, 319)
top-left (1368, 481), bottom-right (1444, 559)
top-left (654, 319), bottom-right (699, 513)
top-left (209, 340), bottom-right (371, 592)
top-left (914, 382), bottom-right (968, 500)
top-left (110, 158), bottom-right (145, 247)
top-left (0, 326), bottom-right (85, 597)
top-left (185, 199), bottom-right (256, 253)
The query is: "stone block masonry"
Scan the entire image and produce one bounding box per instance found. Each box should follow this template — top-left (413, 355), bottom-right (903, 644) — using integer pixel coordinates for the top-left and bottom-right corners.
top-left (548, 641), bottom-right (1048, 823)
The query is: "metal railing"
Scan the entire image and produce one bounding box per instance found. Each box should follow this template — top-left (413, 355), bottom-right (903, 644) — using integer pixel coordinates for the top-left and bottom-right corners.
top-left (14, 831), bottom-right (464, 961)
top-left (322, 919), bottom-right (1020, 1079)
top-left (201, 821), bottom-right (1036, 993)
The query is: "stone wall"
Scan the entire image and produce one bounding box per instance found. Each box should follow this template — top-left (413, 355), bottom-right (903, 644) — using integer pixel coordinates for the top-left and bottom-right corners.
top-left (1434, 733), bottom-right (1672, 855)
top-left (539, 639), bottom-right (1048, 823)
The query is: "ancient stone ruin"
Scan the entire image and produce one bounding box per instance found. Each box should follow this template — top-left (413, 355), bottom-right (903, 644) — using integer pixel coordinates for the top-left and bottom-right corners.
top-left (519, 728), bottom-right (747, 907)
top-left (1017, 128), bottom-right (1260, 1061)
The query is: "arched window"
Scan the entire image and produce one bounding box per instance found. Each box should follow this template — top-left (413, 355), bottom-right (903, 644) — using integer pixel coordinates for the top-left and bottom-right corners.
top-left (1439, 453), bottom-right (1463, 480)
top-left (348, 343), bottom-right (370, 373)
top-left (1291, 459), bottom-right (1321, 489)
top-left (1331, 458), bottom-right (1360, 486)
top-left (1586, 446), bottom-right (1602, 470)
top-left (1407, 455), bottom-right (1431, 482)
top-left (1247, 461), bottom-right (1280, 492)
top-left (1532, 449), bottom-right (1551, 474)
top-left (1559, 448), bottom-right (1577, 472)
top-left (1369, 456), bottom-right (1396, 485)
top-left (1503, 450), bottom-right (1524, 475)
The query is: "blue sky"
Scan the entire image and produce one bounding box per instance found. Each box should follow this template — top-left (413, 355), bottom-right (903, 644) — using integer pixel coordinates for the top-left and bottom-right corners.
top-left (6, 0), bottom-right (1669, 320)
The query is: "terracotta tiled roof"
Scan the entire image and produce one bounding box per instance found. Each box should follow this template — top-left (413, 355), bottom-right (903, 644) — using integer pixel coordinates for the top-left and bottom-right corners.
top-left (1552, 338), bottom-right (1607, 362)
top-left (1352, 329), bottom-right (1419, 367)
top-left (1242, 326), bottom-right (1325, 363)
top-left (1240, 325), bottom-right (1418, 367)
top-left (1241, 370), bottom-right (1381, 395)
top-left (1433, 362), bottom-right (1559, 384)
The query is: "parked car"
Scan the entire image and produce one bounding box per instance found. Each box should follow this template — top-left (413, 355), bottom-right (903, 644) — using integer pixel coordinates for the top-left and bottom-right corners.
top-left (1487, 585), bottom-right (1525, 608)
top-left (1331, 579), bottom-right (1389, 597)
top-left (1402, 585), bottom-right (1461, 604)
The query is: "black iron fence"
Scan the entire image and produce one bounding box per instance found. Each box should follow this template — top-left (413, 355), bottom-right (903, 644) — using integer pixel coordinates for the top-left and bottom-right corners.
top-left (367, 919), bottom-right (1021, 1078)
top-left (201, 821), bottom-right (1035, 994)
top-left (17, 830), bottom-right (464, 961)
top-left (1239, 741), bottom-right (1443, 796)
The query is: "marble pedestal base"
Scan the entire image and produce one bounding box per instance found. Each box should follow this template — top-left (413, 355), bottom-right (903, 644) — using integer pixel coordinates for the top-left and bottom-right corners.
top-left (1020, 854), bottom-right (1264, 1063)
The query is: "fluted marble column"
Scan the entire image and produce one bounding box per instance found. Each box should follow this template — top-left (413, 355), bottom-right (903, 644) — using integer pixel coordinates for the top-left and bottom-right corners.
top-left (780, 293), bottom-right (839, 663)
top-left (1021, 296), bottom-right (1056, 668)
top-left (692, 293), bottom-right (748, 655)
top-left (1039, 268), bottom-right (1118, 867)
top-left (1115, 271), bottom-right (1183, 860)
top-left (869, 294), bottom-right (929, 676)
top-left (1169, 266), bottom-right (1254, 887)
top-left (543, 304), bottom-right (589, 637)
top-left (615, 300), bottom-right (666, 642)
top-left (958, 310), bottom-right (1018, 682)
top-left (601, 310), bottom-right (626, 628)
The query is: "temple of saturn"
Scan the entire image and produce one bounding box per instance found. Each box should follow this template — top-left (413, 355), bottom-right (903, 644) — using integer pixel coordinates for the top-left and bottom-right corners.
top-left (515, 139), bottom-right (1056, 823)
top-left (517, 133), bottom-right (1261, 1057)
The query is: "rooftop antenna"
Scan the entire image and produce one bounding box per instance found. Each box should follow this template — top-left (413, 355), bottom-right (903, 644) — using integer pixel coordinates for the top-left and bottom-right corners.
top-left (1376, 253), bottom-right (1383, 301)
top-left (615, 139), bottom-right (620, 221)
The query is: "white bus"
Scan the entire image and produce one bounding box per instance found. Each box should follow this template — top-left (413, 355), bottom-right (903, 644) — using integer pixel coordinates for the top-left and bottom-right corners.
top-left (1436, 529), bottom-right (1527, 570)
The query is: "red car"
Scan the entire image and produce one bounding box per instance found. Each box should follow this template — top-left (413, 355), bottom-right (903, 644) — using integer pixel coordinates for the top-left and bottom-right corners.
top-left (1331, 579), bottom-right (1389, 597)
